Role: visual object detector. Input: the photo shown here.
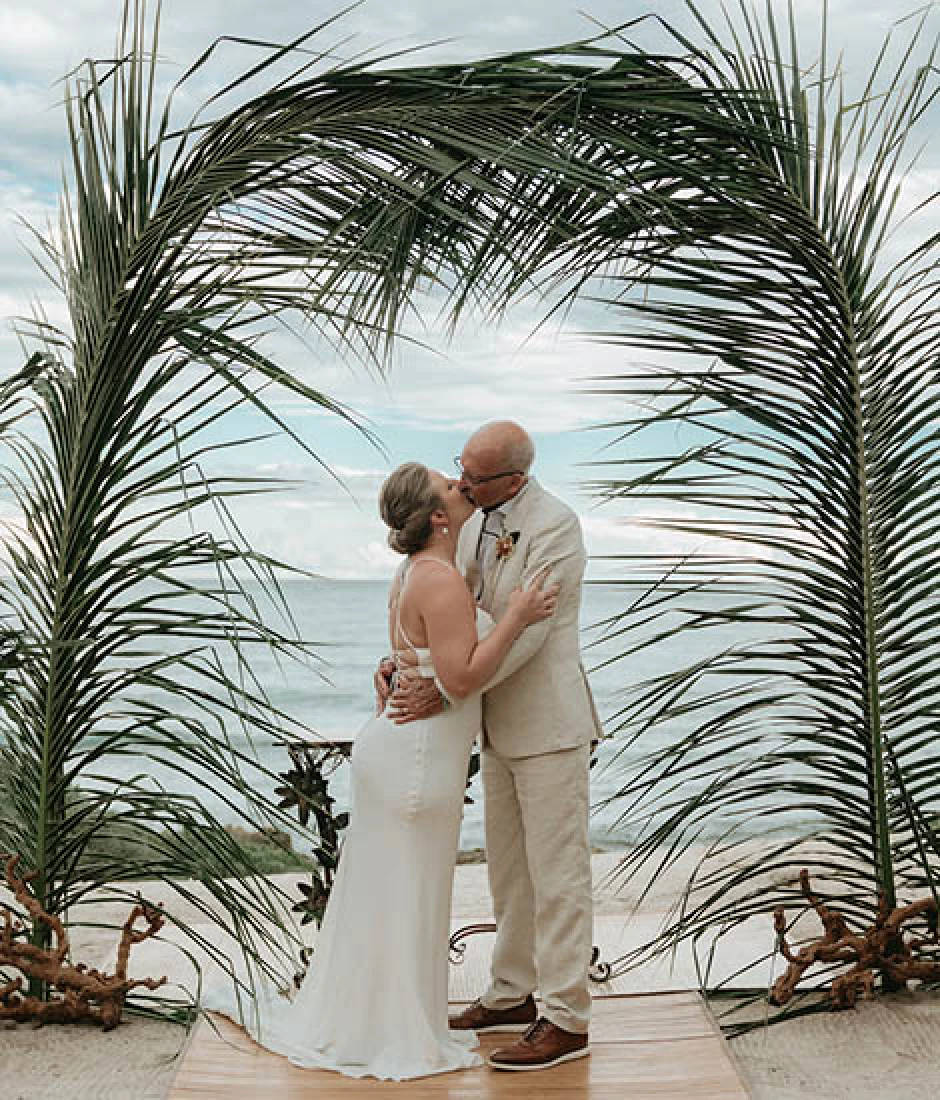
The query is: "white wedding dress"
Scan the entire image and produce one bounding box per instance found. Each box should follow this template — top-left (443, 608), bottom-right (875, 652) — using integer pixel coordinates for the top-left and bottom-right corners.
top-left (205, 558), bottom-right (490, 1080)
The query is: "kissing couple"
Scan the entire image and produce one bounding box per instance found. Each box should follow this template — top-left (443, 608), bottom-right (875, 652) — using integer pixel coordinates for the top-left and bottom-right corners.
top-left (207, 420), bottom-right (601, 1080)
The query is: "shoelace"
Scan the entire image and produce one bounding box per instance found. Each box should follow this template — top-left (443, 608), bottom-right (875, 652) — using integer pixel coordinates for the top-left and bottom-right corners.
top-left (523, 1018), bottom-right (555, 1043)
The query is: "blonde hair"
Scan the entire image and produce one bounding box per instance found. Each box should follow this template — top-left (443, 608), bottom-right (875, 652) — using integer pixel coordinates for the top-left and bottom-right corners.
top-left (379, 462), bottom-right (443, 556)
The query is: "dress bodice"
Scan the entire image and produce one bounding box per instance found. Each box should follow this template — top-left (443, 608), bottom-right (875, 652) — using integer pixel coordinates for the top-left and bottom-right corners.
top-left (475, 605), bottom-right (496, 637)
top-left (393, 609), bottom-right (495, 680)
top-left (393, 644), bottom-right (437, 678)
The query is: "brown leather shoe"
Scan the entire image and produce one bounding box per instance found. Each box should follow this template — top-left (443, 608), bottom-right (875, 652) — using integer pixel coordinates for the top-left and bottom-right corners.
top-left (488, 1017), bottom-right (590, 1071)
top-left (448, 996), bottom-right (537, 1033)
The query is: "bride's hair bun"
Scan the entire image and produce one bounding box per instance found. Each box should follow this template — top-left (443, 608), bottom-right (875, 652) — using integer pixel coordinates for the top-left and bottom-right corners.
top-left (380, 462), bottom-right (443, 556)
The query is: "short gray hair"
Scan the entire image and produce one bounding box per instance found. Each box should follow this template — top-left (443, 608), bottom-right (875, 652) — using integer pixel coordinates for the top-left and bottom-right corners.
top-left (471, 420), bottom-right (535, 473)
top-left (505, 433), bottom-right (535, 473)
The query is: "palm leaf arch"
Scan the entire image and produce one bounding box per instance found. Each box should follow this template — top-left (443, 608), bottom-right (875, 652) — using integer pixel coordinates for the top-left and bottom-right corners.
top-left (0, 2), bottom-right (787, 1006)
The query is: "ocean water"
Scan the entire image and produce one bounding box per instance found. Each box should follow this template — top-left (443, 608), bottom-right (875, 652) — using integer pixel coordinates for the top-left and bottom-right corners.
top-left (97, 575), bottom-right (789, 853)
top-left (0, 573), bottom-right (810, 856)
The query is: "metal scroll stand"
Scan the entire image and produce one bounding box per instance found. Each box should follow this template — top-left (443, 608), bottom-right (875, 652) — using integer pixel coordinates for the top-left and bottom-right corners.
top-left (448, 925), bottom-right (612, 983)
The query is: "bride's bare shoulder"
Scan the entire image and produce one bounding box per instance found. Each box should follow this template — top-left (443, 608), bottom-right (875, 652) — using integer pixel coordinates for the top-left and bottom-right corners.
top-left (407, 560), bottom-right (470, 603)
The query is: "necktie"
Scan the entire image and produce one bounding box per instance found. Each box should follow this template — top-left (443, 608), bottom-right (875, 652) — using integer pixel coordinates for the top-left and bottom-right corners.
top-left (474, 509), bottom-right (504, 600)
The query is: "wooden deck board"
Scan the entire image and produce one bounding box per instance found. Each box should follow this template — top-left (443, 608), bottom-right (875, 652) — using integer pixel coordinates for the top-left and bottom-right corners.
top-left (169, 994), bottom-right (748, 1099)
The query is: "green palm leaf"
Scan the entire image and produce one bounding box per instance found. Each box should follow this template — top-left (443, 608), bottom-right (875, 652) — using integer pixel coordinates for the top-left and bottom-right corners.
top-left (0, 1), bottom-right (781, 1008)
top-left (586, 2), bottom-right (940, 1004)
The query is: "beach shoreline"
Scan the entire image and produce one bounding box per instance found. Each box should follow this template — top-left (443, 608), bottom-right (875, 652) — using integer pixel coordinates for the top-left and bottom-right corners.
top-left (2, 849), bottom-right (940, 1099)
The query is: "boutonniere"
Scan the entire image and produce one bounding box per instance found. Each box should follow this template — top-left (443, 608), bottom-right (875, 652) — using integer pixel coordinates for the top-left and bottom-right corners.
top-left (495, 530), bottom-right (521, 561)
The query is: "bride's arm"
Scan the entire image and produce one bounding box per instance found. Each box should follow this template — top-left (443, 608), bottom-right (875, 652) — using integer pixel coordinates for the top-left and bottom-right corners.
top-left (420, 570), bottom-right (556, 700)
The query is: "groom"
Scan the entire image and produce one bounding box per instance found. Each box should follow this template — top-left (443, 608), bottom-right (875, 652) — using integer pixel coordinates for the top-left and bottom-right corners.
top-left (387, 420), bottom-right (600, 1071)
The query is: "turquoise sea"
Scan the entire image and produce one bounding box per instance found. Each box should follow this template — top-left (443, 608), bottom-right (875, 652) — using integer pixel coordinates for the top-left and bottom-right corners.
top-left (95, 575), bottom-right (797, 852)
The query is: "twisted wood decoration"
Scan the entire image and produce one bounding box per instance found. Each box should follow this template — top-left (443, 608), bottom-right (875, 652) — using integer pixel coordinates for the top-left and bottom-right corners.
top-left (0, 854), bottom-right (167, 1028)
top-left (770, 869), bottom-right (940, 1009)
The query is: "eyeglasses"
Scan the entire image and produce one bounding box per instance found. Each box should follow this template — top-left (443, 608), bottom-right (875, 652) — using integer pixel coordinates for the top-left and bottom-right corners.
top-left (454, 458), bottom-right (523, 486)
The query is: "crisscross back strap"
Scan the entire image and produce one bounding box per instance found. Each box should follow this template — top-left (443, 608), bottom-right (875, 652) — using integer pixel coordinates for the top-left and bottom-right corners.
top-left (393, 557), bottom-right (456, 654)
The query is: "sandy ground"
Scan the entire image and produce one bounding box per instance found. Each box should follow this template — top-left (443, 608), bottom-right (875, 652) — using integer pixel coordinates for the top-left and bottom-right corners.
top-left (0, 1016), bottom-right (186, 1100)
top-left (730, 993), bottom-right (940, 1100)
top-left (3, 848), bottom-right (940, 1098)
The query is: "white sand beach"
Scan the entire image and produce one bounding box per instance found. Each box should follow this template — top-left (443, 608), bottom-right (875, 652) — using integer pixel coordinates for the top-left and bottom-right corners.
top-left (3, 849), bottom-right (940, 1098)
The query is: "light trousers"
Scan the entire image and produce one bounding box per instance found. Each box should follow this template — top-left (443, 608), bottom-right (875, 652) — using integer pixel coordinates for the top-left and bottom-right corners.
top-left (480, 742), bottom-right (593, 1034)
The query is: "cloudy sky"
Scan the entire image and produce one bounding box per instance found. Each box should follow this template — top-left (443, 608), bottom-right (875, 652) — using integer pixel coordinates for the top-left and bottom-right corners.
top-left (1, 0), bottom-right (937, 578)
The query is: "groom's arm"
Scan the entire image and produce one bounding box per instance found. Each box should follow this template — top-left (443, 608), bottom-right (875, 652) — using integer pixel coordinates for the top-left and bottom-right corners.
top-left (482, 511), bottom-right (584, 689)
top-left (373, 657), bottom-right (397, 714)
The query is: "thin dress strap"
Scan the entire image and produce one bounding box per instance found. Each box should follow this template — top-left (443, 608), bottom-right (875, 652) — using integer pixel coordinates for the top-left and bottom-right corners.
top-left (393, 557), bottom-right (456, 656)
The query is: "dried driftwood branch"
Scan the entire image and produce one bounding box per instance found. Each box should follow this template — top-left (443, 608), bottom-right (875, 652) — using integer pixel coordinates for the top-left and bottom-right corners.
top-left (0, 854), bottom-right (167, 1028)
top-left (770, 868), bottom-right (940, 1009)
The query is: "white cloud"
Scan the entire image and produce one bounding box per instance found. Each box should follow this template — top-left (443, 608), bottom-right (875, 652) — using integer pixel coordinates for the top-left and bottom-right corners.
top-left (0, 500), bottom-right (32, 572)
top-left (0, 174), bottom-right (55, 271)
top-left (248, 302), bottom-right (648, 435)
top-left (0, 0), bottom-right (935, 582)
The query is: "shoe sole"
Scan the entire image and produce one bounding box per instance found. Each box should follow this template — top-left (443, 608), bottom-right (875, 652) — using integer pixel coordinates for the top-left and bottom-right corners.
top-left (488, 1046), bottom-right (591, 1071)
top-left (455, 1021), bottom-right (535, 1034)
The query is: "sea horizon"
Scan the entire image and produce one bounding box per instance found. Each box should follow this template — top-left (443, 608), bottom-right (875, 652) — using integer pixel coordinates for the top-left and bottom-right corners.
top-left (64, 573), bottom-right (823, 854)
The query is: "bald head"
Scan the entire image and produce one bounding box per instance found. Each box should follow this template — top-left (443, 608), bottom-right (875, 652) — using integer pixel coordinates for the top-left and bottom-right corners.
top-left (457, 421), bottom-right (534, 508)
top-left (465, 421), bottom-right (535, 475)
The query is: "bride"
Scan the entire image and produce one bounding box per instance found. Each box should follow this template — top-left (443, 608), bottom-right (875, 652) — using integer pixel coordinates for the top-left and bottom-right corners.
top-left (206, 462), bottom-right (557, 1080)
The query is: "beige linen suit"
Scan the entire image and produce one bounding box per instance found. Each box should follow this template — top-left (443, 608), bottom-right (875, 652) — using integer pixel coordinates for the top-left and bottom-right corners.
top-left (457, 478), bottom-right (601, 1034)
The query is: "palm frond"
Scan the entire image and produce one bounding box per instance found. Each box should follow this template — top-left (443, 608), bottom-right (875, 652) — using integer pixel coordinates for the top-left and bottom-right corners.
top-left (586, 1), bottom-right (940, 999)
top-left (0, 1), bottom-right (783, 1004)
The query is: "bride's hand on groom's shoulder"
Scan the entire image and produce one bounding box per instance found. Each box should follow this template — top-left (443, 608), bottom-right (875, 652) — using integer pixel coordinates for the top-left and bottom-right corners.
top-left (508, 567), bottom-right (560, 627)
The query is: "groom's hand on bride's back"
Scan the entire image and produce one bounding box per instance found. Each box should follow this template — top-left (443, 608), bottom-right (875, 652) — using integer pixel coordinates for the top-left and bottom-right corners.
top-left (387, 669), bottom-right (445, 725)
top-left (373, 657), bottom-right (397, 715)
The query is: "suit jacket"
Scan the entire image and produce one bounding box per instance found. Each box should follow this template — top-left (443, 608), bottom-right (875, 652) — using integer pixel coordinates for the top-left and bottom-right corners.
top-left (456, 478), bottom-right (602, 759)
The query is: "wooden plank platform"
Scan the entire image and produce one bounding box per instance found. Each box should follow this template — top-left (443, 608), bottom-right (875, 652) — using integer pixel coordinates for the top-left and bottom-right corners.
top-left (169, 993), bottom-right (749, 1098)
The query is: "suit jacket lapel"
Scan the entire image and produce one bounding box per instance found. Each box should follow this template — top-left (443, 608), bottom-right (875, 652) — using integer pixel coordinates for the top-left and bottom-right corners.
top-left (458, 510), bottom-right (485, 596)
top-left (457, 480), bottom-right (545, 603)
top-left (485, 479), bottom-right (543, 599)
